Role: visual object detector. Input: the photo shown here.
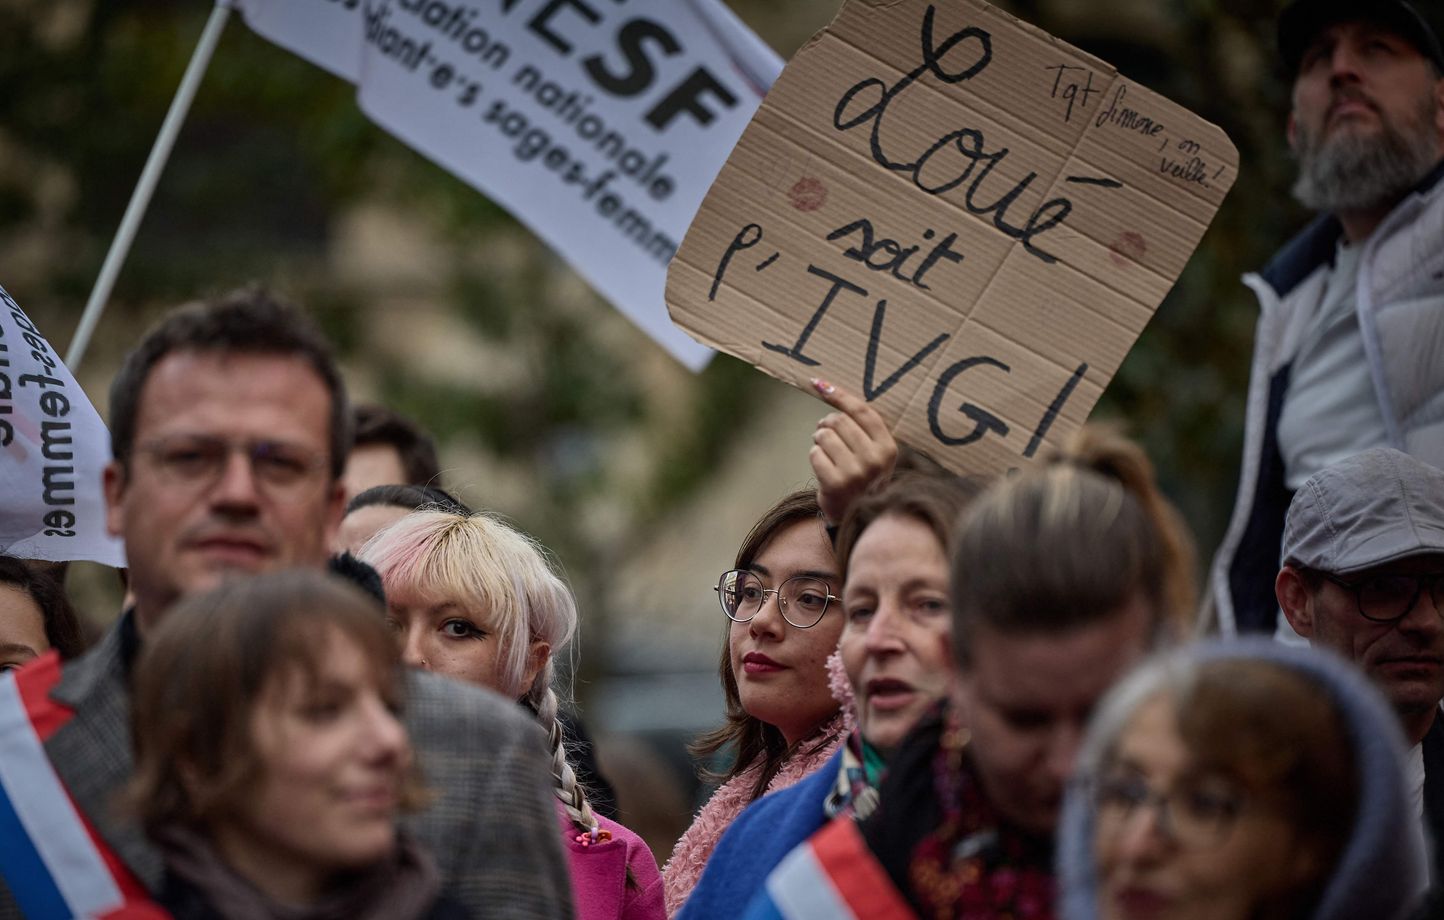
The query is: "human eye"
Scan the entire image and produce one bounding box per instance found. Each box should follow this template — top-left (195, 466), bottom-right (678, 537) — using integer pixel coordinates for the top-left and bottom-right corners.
top-left (845, 603), bottom-right (874, 625)
top-left (0, 662), bottom-right (21, 674)
top-left (160, 438), bottom-right (221, 478)
top-left (1365, 35), bottom-right (1400, 56)
top-left (1181, 778), bottom-right (1242, 824)
top-left (1000, 708), bottom-right (1050, 732)
top-left (299, 691), bottom-right (347, 723)
top-left (252, 442), bottom-right (314, 483)
top-left (912, 594), bottom-right (949, 617)
top-left (440, 619), bottom-right (485, 640)
top-left (1095, 769), bottom-right (1149, 812)
top-left (304, 702), bottom-right (342, 721)
top-left (790, 579), bottom-right (831, 613)
top-left (1364, 574), bottom-right (1416, 601)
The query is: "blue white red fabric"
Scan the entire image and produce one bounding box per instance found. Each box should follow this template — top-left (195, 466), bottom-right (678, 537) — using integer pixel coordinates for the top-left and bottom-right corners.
top-left (743, 817), bottom-right (915, 920)
top-left (0, 652), bottom-right (163, 918)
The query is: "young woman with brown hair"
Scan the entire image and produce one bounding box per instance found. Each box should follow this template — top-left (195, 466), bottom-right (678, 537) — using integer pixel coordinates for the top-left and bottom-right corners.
top-left (664, 381), bottom-right (901, 915)
top-left (663, 489), bottom-right (850, 912)
top-left (676, 472), bottom-right (981, 919)
top-left (129, 570), bottom-right (453, 919)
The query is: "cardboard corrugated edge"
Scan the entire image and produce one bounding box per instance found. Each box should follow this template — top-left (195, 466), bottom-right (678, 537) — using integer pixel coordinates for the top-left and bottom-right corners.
top-left (666, 0), bottom-right (1238, 476)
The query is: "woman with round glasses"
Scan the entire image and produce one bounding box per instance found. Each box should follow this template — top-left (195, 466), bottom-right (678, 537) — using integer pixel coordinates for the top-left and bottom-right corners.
top-left (746, 426), bottom-right (1197, 920)
top-left (663, 490), bottom-right (847, 913)
top-left (1059, 639), bottom-right (1426, 920)
top-left (663, 381), bottom-right (898, 915)
top-left (676, 473), bottom-right (979, 919)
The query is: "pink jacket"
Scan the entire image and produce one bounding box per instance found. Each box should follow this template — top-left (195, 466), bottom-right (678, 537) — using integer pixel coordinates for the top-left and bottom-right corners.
top-left (558, 803), bottom-right (667, 920)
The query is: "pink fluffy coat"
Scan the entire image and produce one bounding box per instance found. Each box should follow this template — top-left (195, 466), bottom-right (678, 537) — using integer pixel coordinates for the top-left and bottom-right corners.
top-left (660, 705), bottom-right (849, 916)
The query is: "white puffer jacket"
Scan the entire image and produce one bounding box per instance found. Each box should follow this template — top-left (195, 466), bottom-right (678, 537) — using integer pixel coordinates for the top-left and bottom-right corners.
top-left (1209, 161), bottom-right (1444, 636)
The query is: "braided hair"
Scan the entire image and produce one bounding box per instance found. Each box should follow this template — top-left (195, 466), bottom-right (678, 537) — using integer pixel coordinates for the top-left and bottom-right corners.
top-left (362, 510), bottom-right (600, 834)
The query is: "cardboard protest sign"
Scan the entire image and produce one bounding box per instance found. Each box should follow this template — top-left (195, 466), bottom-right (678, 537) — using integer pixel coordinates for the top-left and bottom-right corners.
top-left (666, 0), bottom-right (1237, 475)
top-left (0, 287), bottom-right (125, 567)
top-left (231, 0), bottom-right (783, 371)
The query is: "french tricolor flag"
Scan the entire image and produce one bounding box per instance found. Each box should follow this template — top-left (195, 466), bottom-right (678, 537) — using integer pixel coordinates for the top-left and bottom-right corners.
top-left (745, 816), bottom-right (916, 919)
top-left (0, 654), bottom-right (162, 918)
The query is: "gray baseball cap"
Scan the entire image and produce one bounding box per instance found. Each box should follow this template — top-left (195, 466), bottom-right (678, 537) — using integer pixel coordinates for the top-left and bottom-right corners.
top-left (1282, 448), bottom-right (1444, 575)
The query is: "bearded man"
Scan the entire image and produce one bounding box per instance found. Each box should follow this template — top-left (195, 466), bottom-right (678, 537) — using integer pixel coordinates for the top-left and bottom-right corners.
top-left (1210, 0), bottom-right (1444, 637)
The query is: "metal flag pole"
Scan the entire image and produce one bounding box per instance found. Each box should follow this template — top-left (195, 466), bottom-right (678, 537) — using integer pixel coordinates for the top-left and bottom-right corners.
top-left (65, 0), bottom-right (234, 370)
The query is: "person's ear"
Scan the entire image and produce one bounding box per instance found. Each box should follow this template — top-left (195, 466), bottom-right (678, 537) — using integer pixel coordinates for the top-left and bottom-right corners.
top-left (521, 639), bottom-right (552, 692)
top-left (1434, 73), bottom-right (1444, 139)
top-left (321, 480), bottom-right (346, 554)
top-left (1286, 109), bottom-right (1299, 152)
top-left (103, 461), bottom-right (127, 538)
top-left (1277, 566), bottom-right (1315, 638)
top-left (174, 756), bottom-right (208, 813)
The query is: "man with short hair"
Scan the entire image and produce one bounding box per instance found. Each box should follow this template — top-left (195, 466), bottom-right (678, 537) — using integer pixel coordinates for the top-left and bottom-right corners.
top-left (0, 288), bottom-right (571, 918)
top-left (1276, 446), bottom-right (1444, 888)
top-left (343, 403), bottom-right (443, 499)
top-left (1211, 0), bottom-right (1444, 636)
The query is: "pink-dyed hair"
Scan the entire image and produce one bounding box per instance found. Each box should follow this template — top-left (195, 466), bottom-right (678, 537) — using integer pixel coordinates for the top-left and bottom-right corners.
top-left (359, 510), bottom-right (576, 700)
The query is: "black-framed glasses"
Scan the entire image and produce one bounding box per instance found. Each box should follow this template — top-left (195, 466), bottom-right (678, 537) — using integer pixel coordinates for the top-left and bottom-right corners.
top-left (1089, 768), bottom-right (1244, 849)
top-left (713, 569), bottom-right (837, 628)
top-left (137, 434), bottom-right (328, 496)
top-left (1321, 571), bottom-right (1444, 623)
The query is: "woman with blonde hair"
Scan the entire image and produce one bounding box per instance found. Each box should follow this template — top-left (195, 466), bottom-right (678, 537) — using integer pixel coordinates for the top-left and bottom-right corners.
top-left (362, 510), bottom-right (664, 920)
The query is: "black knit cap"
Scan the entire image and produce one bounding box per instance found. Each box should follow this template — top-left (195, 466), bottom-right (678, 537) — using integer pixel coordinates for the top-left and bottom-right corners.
top-left (1278, 0), bottom-right (1444, 76)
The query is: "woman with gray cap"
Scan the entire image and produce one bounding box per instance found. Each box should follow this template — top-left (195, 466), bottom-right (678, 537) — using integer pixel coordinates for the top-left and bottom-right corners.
top-left (1057, 638), bottom-right (1426, 920)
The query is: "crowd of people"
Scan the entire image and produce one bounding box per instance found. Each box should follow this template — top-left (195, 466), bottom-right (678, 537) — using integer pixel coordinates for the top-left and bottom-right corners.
top-left (0, 0), bottom-right (1442, 917)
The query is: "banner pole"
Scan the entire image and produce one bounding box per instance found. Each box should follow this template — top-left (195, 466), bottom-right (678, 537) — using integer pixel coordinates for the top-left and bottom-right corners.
top-left (66, 1), bottom-right (234, 370)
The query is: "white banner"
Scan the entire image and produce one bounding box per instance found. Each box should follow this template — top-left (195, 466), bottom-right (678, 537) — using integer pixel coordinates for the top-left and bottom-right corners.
top-left (231, 0), bottom-right (783, 370)
top-left (0, 287), bottom-right (125, 567)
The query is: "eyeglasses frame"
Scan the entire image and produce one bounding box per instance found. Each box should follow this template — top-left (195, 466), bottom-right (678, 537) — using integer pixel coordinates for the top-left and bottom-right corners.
top-left (1319, 570), bottom-right (1444, 624)
top-left (1086, 772), bottom-right (1244, 850)
top-left (712, 569), bottom-right (838, 629)
top-left (134, 433), bottom-right (329, 497)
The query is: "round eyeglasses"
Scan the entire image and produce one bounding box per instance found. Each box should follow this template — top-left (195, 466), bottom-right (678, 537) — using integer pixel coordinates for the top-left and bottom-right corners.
top-left (714, 569), bottom-right (837, 629)
top-left (1321, 571), bottom-right (1444, 623)
top-left (1089, 769), bottom-right (1244, 849)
